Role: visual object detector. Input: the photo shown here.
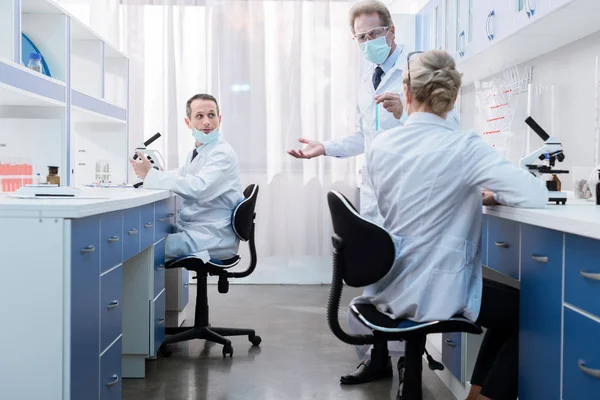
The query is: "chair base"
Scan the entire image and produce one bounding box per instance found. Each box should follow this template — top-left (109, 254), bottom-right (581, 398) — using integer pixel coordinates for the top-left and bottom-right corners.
top-left (163, 325), bottom-right (261, 357)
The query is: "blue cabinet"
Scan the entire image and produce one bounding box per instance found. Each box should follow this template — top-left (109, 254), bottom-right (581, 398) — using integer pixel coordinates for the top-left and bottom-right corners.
top-left (140, 203), bottom-right (155, 250)
top-left (154, 239), bottom-right (166, 298)
top-left (100, 337), bottom-right (122, 400)
top-left (101, 265), bottom-right (123, 352)
top-left (519, 224), bottom-right (562, 400)
top-left (70, 216), bottom-right (101, 400)
top-left (481, 215), bottom-right (488, 266)
top-left (442, 332), bottom-right (463, 382)
top-left (100, 211), bottom-right (123, 273)
top-left (150, 290), bottom-right (166, 357)
top-left (487, 217), bottom-right (519, 279)
top-left (123, 207), bottom-right (140, 260)
top-left (563, 308), bottom-right (600, 398)
top-left (565, 234), bottom-right (600, 319)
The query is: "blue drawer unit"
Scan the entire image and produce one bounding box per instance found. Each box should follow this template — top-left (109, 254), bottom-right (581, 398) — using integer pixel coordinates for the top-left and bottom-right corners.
top-left (182, 266), bottom-right (190, 310)
top-left (100, 211), bottom-right (123, 273)
top-left (123, 207), bottom-right (140, 261)
top-left (565, 234), bottom-right (600, 318)
top-left (154, 238), bottom-right (166, 298)
top-left (563, 308), bottom-right (600, 398)
top-left (155, 198), bottom-right (174, 241)
top-left (100, 265), bottom-right (123, 352)
top-left (481, 215), bottom-right (488, 266)
top-left (150, 290), bottom-right (166, 357)
top-left (70, 216), bottom-right (101, 400)
top-left (487, 216), bottom-right (519, 279)
top-left (100, 336), bottom-right (122, 400)
top-left (140, 203), bottom-right (155, 250)
top-left (442, 332), bottom-right (463, 383)
top-left (519, 224), bottom-right (562, 400)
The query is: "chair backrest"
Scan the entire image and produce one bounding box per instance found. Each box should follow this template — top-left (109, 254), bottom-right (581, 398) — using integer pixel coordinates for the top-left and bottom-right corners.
top-left (327, 190), bottom-right (395, 288)
top-left (232, 184), bottom-right (259, 241)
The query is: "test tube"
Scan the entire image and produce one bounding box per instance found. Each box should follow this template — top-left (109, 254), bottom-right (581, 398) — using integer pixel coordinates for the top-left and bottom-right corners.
top-left (375, 103), bottom-right (381, 131)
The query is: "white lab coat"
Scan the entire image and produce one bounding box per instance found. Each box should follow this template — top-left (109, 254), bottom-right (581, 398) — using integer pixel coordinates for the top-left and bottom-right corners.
top-left (355, 112), bottom-right (547, 325)
top-left (144, 137), bottom-right (244, 260)
top-left (323, 51), bottom-right (459, 227)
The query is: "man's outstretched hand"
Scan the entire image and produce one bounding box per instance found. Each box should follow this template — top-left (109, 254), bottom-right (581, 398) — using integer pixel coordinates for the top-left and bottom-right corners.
top-left (287, 138), bottom-right (326, 159)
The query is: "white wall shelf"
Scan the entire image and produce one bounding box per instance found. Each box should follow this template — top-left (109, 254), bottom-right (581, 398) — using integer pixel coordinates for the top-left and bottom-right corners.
top-left (0, 0), bottom-right (129, 189)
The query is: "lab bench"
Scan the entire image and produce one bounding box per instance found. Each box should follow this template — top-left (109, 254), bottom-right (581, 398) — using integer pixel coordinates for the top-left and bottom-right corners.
top-left (0, 188), bottom-right (189, 400)
top-left (429, 198), bottom-right (600, 400)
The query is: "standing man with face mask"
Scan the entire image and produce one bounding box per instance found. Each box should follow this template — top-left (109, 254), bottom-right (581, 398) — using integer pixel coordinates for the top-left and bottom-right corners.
top-left (288, 0), bottom-right (411, 386)
top-left (130, 94), bottom-right (244, 261)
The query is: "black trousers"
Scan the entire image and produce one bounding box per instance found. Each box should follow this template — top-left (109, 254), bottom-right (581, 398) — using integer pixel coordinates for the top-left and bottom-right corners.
top-left (471, 278), bottom-right (520, 399)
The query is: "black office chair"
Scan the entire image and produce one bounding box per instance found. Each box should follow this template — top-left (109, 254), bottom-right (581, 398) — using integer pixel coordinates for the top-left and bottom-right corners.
top-left (159, 184), bottom-right (261, 358)
top-left (326, 190), bottom-right (482, 400)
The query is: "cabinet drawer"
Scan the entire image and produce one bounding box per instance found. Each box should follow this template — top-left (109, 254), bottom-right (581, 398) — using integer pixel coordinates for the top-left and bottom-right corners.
top-left (100, 211), bottom-right (123, 273)
top-left (519, 224), bottom-right (562, 400)
top-left (442, 332), bottom-right (463, 383)
top-left (123, 207), bottom-right (140, 261)
top-left (150, 290), bottom-right (166, 357)
top-left (481, 215), bottom-right (488, 266)
top-left (487, 217), bottom-right (519, 279)
top-left (140, 203), bottom-right (155, 250)
top-left (70, 216), bottom-right (100, 400)
top-left (101, 265), bottom-right (122, 352)
top-left (100, 336), bottom-right (122, 400)
top-left (154, 239), bottom-right (166, 298)
top-left (563, 308), bottom-right (600, 398)
top-left (565, 234), bottom-right (600, 318)
top-left (155, 198), bottom-right (175, 241)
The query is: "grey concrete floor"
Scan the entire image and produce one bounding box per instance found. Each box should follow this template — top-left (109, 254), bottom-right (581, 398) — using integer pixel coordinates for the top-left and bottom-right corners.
top-left (123, 285), bottom-right (456, 400)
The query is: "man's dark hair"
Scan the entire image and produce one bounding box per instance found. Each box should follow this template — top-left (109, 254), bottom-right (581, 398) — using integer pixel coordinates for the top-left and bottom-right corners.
top-left (186, 94), bottom-right (220, 118)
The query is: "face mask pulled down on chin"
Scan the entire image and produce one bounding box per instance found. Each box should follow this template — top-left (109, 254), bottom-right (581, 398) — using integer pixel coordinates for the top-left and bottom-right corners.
top-left (193, 127), bottom-right (220, 145)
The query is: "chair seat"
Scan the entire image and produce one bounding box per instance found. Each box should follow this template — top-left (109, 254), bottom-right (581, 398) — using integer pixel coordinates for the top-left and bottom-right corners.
top-left (166, 255), bottom-right (241, 275)
top-left (351, 304), bottom-right (482, 335)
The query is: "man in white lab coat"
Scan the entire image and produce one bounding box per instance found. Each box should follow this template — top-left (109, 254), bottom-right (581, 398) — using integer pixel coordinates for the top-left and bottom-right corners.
top-left (130, 94), bottom-right (244, 261)
top-left (288, 0), bottom-right (416, 386)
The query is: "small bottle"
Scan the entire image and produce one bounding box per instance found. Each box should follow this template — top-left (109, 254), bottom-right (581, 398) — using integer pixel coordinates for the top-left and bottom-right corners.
top-left (27, 53), bottom-right (42, 73)
top-left (47, 166), bottom-right (60, 186)
top-left (552, 174), bottom-right (562, 192)
top-left (596, 170), bottom-right (600, 206)
top-left (35, 173), bottom-right (41, 184)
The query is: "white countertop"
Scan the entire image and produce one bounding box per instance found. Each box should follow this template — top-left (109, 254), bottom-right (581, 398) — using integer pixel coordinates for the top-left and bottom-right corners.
top-left (0, 187), bottom-right (172, 218)
top-left (483, 196), bottom-right (600, 240)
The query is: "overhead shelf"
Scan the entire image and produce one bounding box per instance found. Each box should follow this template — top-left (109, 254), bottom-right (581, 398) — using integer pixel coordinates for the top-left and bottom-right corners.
top-left (458, 0), bottom-right (600, 86)
top-left (0, 59), bottom-right (66, 106)
top-left (71, 90), bottom-right (127, 123)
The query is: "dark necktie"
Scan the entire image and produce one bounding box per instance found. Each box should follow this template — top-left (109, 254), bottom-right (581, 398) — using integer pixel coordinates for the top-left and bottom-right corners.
top-left (191, 148), bottom-right (198, 161)
top-left (373, 67), bottom-right (384, 90)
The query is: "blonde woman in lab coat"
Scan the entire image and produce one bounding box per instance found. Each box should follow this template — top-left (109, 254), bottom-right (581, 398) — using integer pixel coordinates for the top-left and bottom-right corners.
top-left (288, 0), bottom-right (458, 386)
top-left (130, 94), bottom-right (244, 261)
top-left (361, 50), bottom-right (548, 399)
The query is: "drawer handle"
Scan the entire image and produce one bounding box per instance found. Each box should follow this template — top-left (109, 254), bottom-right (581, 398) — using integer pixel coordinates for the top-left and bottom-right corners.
top-left (128, 229), bottom-right (138, 236)
top-left (184, 283), bottom-right (189, 287)
top-left (158, 317), bottom-right (166, 326)
top-left (107, 300), bottom-right (120, 310)
top-left (578, 360), bottom-right (600, 379)
top-left (108, 236), bottom-right (120, 243)
top-left (106, 374), bottom-right (120, 387)
top-left (168, 213), bottom-right (175, 218)
top-left (145, 222), bottom-right (153, 229)
top-left (444, 339), bottom-right (456, 347)
top-left (580, 271), bottom-right (600, 281)
top-left (494, 241), bottom-right (509, 249)
top-left (532, 255), bottom-right (548, 263)
top-left (158, 217), bottom-right (166, 222)
top-left (157, 264), bottom-right (165, 270)
top-left (81, 245), bottom-right (95, 254)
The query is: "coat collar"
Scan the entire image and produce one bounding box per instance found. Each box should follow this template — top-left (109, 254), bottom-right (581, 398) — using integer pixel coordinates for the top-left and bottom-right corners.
top-left (403, 112), bottom-right (454, 129)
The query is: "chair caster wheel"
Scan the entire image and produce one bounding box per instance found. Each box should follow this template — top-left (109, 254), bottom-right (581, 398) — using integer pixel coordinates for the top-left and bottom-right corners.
top-left (158, 343), bottom-right (173, 357)
top-left (249, 334), bottom-right (262, 346)
top-left (223, 344), bottom-right (233, 358)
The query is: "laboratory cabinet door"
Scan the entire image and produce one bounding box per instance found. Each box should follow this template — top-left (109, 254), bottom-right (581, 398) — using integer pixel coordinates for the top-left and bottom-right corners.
top-left (472, 1), bottom-right (512, 56)
top-left (460, 0), bottom-right (475, 58)
top-left (419, 2), bottom-right (433, 51)
top-left (519, 224), bottom-right (563, 400)
top-left (513, 0), bottom-right (550, 32)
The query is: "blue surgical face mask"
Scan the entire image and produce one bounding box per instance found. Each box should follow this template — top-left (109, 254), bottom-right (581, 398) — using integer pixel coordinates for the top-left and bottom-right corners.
top-left (359, 34), bottom-right (391, 65)
top-left (193, 127), bottom-right (220, 145)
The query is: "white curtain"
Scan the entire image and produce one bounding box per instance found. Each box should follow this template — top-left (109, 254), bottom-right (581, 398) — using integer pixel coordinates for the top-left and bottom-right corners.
top-left (57, 0), bottom-right (360, 283)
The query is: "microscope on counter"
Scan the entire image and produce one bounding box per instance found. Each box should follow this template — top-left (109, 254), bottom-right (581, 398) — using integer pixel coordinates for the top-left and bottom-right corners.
top-left (132, 132), bottom-right (166, 188)
top-left (519, 117), bottom-right (569, 204)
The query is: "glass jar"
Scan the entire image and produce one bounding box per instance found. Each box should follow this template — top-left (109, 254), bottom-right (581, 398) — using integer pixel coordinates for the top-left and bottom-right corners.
top-left (27, 53), bottom-right (42, 73)
top-left (47, 166), bottom-right (60, 186)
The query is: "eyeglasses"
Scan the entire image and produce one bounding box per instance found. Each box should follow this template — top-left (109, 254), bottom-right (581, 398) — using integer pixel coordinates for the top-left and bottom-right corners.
top-left (406, 51), bottom-right (424, 89)
top-left (353, 26), bottom-right (390, 43)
